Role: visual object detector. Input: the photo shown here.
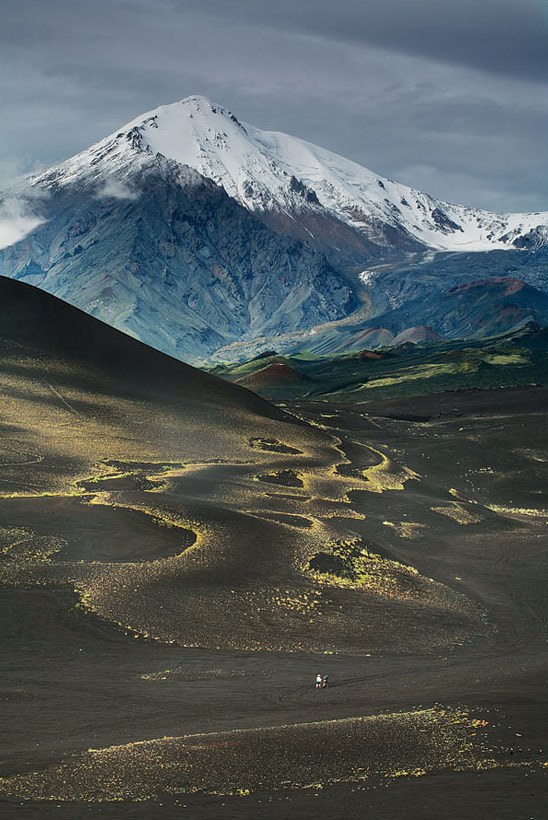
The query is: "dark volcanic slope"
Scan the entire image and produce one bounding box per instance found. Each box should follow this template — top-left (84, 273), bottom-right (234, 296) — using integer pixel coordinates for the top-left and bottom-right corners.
top-left (0, 276), bottom-right (481, 655)
top-left (0, 275), bottom-right (281, 415)
top-left (235, 361), bottom-right (316, 399)
top-left (1, 278), bottom-right (547, 816)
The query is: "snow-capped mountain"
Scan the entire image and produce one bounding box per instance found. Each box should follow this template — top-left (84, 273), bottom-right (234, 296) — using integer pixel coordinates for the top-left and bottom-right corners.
top-left (1, 95), bottom-right (546, 363)
top-left (30, 95), bottom-right (548, 257)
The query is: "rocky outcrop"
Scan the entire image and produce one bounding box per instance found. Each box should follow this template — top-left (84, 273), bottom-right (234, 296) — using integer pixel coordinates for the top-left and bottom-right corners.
top-left (0, 159), bottom-right (357, 364)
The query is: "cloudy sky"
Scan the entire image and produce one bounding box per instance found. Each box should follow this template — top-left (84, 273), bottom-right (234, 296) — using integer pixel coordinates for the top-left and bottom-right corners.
top-left (1, 0), bottom-right (545, 212)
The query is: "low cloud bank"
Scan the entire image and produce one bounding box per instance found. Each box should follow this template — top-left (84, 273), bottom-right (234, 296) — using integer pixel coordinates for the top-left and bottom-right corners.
top-left (95, 178), bottom-right (139, 200)
top-left (0, 179), bottom-right (48, 250)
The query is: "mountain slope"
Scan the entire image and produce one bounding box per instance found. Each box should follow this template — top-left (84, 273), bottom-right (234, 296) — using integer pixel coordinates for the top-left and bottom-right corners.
top-left (207, 275), bottom-right (547, 361)
top-left (0, 95), bottom-right (546, 363)
top-left (0, 159), bottom-right (357, 363)
top-left (0, 275), bottom-right (284, 420)
top-left (212, 326), bottom-right (548, 404)
top-left (1, 276), bottom-right (486, 658)
top-left (344, 277), bottom-right (548, 345)
top-left (29, 95), bottom-right (548, 260)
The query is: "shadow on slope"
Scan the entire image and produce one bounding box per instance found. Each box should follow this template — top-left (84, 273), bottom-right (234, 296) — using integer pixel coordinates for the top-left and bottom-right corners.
top-left (0, 277), bottom-right (485, 656)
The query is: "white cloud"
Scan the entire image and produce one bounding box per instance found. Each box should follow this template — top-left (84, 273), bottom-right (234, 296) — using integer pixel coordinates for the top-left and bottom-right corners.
top-left (0, 174), bottom-right (48, 250)
top-left (0, 197), bottom-right (45, 250)
top-left (95, 178), bottom-right (139, 200)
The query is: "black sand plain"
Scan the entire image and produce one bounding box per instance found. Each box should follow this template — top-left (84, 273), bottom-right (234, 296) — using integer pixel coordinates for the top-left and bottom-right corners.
top-left (0, 278), bottom-right (546, 818)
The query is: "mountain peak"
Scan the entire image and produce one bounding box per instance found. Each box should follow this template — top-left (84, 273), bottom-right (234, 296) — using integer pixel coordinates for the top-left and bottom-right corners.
top-left (29, 96), bottom-right (548, 256)
top-left (180, 94), bottom-right (217, 107)
top-left (177, 94), bottom-right (235, 117)
top-left (132, 94), bottom-right (244, 134)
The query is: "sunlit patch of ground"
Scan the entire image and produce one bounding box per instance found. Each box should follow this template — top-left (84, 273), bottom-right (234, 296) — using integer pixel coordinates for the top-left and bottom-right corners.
top-left (513, 447), bottom-right (548, 463)
top-left (383, 521), bottom-right (427, 539)
top-left (140, 667), bottom-right (245, 682)
top-left (248, 437), bottom-right (302, 455)
top-left (0, 334), bottom-right (493, 654)
top-left (449, 487), bottom-right (469, 500)
top-left (0, 436), bottom-right (488, 653)
top-left (431, 503), bottom-right (483, 525)
top-left (301, 539), bottom-right (474, 615)
top-left (351, 361), bottom-right (482, 391)
top-left (484, 354), bottom-right (528, 366)
top-left (1, 533), bottom-right (66, 565)
top-left (485, 503), bottom-right (548, 519)
top-left (332, 436), bottom-right (420, 494)
top-left (358, 446), bottom-right (421, 493)
top-left (0, 707), bottom-right (507, 802)
top-left (250, 511), bottom-right (315, 529)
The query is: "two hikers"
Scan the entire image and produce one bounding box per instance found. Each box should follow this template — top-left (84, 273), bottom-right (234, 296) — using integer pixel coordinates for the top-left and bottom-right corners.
top-left (315, 673), bottom-right (328, 689)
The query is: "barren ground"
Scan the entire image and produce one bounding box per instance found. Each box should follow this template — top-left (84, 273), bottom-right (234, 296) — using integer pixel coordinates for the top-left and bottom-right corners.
top-left (1, 280), bottom-right (546, 818)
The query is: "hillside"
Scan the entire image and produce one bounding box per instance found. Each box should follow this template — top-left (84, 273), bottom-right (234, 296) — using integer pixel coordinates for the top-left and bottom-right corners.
top-left (212, 326), bottom-right (548, 403)
top-left (1, 275), bottom-right (480, 654)
top-left (1, 277), bottom-right (546, 814)
top-left (0, 96), bottom-right (546, 364)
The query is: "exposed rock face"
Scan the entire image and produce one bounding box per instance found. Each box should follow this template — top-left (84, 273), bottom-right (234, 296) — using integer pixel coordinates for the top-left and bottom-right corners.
top-left (207, 276), bottom-right (547, 361)
top-left (349, 277), bottom-right (547, 343)
top-left (0, 159), bottom-right (356, 364)
top-left (0, 95), bottom-right (546, 363)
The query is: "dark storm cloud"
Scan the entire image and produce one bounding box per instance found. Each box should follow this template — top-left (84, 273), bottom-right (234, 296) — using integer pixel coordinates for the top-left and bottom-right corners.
top-left (0, 0), bottom-right (545, 212)
top-left (210, 0), bottom-right (546, 84)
